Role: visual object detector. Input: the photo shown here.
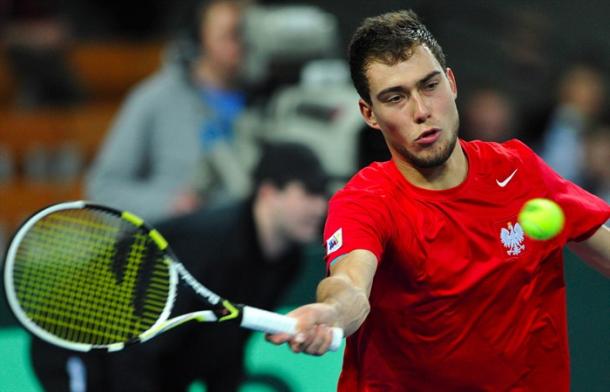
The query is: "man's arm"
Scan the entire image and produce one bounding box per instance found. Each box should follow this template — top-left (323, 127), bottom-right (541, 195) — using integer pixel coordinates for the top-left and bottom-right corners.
top-left (567, 225), bottom-right (610, 278)
top-left (266, 249), bottom-right (377, 355)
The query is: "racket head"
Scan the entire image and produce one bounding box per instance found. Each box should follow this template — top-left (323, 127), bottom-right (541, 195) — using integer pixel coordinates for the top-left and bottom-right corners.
top-left (3, 201), bottom-right (178, 351)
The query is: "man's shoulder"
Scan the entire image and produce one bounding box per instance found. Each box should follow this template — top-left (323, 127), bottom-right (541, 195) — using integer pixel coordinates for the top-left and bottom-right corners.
top-left (346, 161), bottom-right (394, 189)
top-left (125, 63), bottom-right (194, 106)
top-left (331, 161), bottom-right (396, 204)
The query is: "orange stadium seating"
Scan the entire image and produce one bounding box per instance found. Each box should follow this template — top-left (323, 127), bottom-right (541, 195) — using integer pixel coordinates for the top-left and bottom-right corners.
top-left (0, 40), bottom-right (163, 236)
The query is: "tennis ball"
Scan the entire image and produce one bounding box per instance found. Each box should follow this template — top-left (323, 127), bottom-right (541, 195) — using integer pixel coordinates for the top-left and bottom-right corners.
top-left (518, 198), bottom-right (565, 240)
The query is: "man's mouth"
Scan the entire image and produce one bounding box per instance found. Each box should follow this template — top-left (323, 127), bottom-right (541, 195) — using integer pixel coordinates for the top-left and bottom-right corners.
top-left (416, 128), bottom-right (442, 145)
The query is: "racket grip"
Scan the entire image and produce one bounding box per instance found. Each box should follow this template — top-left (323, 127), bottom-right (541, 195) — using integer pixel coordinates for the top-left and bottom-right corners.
top-left (241, 306), bottom-right (343, 352)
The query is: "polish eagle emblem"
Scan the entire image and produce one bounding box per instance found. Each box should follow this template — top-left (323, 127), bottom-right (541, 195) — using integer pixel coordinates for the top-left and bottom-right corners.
top-left (500, 222), bottom-right (525, 256)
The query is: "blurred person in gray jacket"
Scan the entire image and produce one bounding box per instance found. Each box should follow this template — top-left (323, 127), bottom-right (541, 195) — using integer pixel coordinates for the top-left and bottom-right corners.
top-left (86, 0), bottom-right (256, 224)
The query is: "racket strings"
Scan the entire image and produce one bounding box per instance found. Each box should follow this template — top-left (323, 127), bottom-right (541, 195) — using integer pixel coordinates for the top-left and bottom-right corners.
top-left (132, 241), bottom-right (162, 318)
top-left (15, 213), bottom-right (139, 342)
top-left (15, 220), bottom-right (124, 333)
top-left (12, 209), bottom-right (171, 345)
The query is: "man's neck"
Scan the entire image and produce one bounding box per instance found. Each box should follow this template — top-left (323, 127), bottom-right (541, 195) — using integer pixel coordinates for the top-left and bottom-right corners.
top-left (393, 141), bottom-right (468, 191)
top-left (193, 57), bottom-right (233, 90)
top-left (253, 198), bottom-right (288, 261)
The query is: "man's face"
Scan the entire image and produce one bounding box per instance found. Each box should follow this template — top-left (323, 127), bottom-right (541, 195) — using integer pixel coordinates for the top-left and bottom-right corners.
top-left (200, 2), bottom-right (243, 76)
top-left (273, 182), bottom-right (327, 244)
top-left (360, 45), bottom-right (460, 168)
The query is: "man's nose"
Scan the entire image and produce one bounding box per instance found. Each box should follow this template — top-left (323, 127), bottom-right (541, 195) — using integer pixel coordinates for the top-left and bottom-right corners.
top-left (412, 94), bottom-right (431, 124)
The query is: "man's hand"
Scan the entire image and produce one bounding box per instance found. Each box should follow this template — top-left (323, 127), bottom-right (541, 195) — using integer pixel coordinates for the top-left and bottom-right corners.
top-left (171, 190), bottom-right (200, 216)
top-left (266, 303), bottom-right (338, 356)
top-left (266, 249), bottom-right (378, 356)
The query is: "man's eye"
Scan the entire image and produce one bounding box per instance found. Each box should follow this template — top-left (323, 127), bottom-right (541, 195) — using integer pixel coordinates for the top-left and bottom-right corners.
top-left (424, 82), bottom-right (439, 91)
top-left (387, 95), bottom-right (402, 103)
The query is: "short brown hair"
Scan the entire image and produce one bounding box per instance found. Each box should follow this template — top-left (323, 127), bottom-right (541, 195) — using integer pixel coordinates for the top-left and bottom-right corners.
top-left (190, 0), bottom-right (248, 43)
top-left (348, 10), bottom-right (447, 103)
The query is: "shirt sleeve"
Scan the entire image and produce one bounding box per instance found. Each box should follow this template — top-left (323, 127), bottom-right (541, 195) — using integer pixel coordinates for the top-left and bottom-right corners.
top-left (519, 140), bottom-right (610, 242)
top-left (323, 187), bottom-right (391, 269)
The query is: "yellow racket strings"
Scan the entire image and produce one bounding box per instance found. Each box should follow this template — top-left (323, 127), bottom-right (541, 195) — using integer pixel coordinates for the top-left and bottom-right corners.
top-left (12, 209), bottom-right (171, 345)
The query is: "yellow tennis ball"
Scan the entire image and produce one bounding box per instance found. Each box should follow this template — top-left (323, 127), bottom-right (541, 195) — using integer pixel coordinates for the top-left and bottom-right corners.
top-left (518, 198), bottom-right (565, 240)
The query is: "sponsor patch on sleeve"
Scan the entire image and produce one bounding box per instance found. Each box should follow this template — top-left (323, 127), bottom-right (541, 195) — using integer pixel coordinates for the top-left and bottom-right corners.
top-left (326, 228), bottom-right (343, 255)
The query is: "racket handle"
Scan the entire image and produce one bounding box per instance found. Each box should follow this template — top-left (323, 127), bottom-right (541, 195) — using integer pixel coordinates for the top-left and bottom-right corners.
top-left (241, 306), bottom-right (343, 352)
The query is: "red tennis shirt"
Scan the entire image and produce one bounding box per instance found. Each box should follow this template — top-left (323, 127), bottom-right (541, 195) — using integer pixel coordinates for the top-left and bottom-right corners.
top-left (323, 139), bottom-right (610, 391)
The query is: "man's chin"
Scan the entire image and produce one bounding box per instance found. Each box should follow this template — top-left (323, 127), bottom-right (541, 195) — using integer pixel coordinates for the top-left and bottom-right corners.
top-left (414, 151), bottom-right (452, 168)
top-left (410, 133), bottom-right (457, 168)
top-left (398, 145), bottom-right (452, 169)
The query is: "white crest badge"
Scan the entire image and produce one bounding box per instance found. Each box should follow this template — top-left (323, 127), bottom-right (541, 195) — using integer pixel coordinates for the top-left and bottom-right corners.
top-left (500, 222), bottom-right (525, 256)
top-left (326, 228), bottom-right (343, 255)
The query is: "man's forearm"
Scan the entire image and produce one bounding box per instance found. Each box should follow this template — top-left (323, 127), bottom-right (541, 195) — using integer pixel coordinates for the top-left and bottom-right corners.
top-left (568, 225), bottom-right (610, 278)
top-left (316, 275), bottom-right (371, 337)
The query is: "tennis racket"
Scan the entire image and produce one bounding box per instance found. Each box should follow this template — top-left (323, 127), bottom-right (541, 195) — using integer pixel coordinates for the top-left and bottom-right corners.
top-left (3, 201), bottom-right (343, 352)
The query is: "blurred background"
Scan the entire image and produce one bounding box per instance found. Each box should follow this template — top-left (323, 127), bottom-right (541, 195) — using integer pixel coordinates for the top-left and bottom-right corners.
top-left (1, 0), bottom-right (609, 391)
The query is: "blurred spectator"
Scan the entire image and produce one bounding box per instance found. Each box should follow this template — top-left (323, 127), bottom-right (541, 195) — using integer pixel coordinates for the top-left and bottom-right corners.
top-left (2, 0), bottom-right (84, 107)
top-left (539, 62), bottom-right (606, 185)
top-left (461, 86), bottom-right (516, 142)
top-left (30, 141), bottom-right (329, 392)
top-left (86, 0), bottom-right (257, 224)
top-left (582, 124), bottom-right (610, 205)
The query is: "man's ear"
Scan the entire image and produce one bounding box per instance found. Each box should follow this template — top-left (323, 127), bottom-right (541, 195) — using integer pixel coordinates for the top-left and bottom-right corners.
top-left (446, 67), bottom-right (458, 99)
top-left (256, 181), bottom-right (282, 202)
top-left (359, 99), bottom-right (381, 130)
top-left (257, 181), bottom-right (273, 197)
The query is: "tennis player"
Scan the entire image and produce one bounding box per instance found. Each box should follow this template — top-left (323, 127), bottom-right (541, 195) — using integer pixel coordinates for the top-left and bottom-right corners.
top-left (267, 10), bottom-right (610, 391)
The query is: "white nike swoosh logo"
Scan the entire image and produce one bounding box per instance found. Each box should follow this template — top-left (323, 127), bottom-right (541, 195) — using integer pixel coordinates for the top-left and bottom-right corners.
top-left (496, 169), bottom-right (518, 187)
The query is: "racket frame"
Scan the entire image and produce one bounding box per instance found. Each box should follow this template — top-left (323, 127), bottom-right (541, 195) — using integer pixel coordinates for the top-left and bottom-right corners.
top-left (3, 201), bottom-right (179, 351)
